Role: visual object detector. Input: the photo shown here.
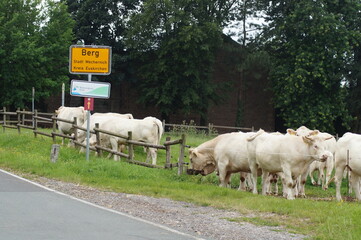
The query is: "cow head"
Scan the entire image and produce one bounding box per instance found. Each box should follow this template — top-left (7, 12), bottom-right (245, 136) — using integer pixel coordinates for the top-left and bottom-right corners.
top-left (188, 148), bottom-right (216, 176)
top-left (302, 135), bottom-right (332, 162)
top-left (287, 126), bottom-right (320, 137)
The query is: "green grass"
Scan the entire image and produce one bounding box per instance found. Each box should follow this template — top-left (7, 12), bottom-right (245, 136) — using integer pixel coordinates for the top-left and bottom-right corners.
top-left (1, 128), bottom-right (361, 239)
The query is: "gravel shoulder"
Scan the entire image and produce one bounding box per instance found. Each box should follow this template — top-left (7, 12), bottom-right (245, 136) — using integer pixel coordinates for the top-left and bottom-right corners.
top-left (18, 172), bottom-right (306, 240)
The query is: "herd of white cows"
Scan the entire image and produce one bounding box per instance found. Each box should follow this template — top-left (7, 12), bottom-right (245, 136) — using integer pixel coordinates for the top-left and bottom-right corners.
top-left (189, 126), bottom-right (361, 201)
top-left (55, 106), bottom-right (163, 165)
top-left (55, 106), bottom-right (361, 201)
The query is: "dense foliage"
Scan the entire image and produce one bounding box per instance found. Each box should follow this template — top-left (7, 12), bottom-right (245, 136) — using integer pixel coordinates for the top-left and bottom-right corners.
top-left (3, 0), bottom-right (361, 133)
top-left (261, 0), bottom-right (361, 133)
top-left (0, 0), bottom-right (74, 109)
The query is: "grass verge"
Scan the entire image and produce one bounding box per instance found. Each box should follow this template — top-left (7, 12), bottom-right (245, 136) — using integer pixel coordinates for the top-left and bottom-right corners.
top-left (1, 128), bottom-right (361, 239)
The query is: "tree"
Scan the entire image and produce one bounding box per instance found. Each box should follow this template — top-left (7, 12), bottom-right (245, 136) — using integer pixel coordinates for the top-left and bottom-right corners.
top-left (125, 0), bottom-right (236, 123)
top-left (262, 0), bottom-right (359, 133)
top-left (63, 0), bottom-right (140, 84)
top-left (0, 0), bottom-right (74, 110)
top-left (341, 2), bottom-right (361, 133)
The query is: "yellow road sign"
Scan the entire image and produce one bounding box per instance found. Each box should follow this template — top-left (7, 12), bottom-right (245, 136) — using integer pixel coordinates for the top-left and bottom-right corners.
top-left (69, 45), bottom-right (112, 75)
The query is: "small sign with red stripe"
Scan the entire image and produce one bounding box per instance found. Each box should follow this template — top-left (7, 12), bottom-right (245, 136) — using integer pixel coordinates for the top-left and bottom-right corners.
top-left (84, 97), bottom-right (94, 111)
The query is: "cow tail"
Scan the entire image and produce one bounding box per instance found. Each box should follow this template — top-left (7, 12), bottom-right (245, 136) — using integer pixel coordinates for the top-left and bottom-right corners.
top-left (247, 129), bottom-right (265, 141)
top-left (156, 120), bottom-right (163, 145)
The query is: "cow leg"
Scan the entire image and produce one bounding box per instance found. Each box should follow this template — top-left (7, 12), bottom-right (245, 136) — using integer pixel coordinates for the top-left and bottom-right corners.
top-left (224, 173), bottom-right (232, 188)
top-left (261, 171), bottom-right (270, 195)
top-left (298, 169), bottom-right (309, 198)
top-left (350, 172), bottom-right (361, 201)
top-left (145, 147), bottom-right (150, 163)
top-left (324, 156), bottom-right (334, 190)
top-left (149, 148), bottom-right (157, 165)
top-left (58, 130), bottom-right (65, 145)
top-left (309, 167), bottom-right (317, 186)
top-left (318, 164), bottom-right (325, 187)
top-left (334, 163), bottom-right (346, 202)
top-left (217, 165), bottom-right (229, 188)
top-left (249, 162), bottom-right (259, 194)
top-left (110, 137), bottom-right (120, 161)
top-left (246, 173), bottom-right (254, 191)
top-left (238, 172), bottom-right (250, 191)
top-left (347, 171), bottom-right (353, 195)
top-left (282, 168), bottom-right (295, 200)
top-left (273, 175), bottom-right (279, 195)
top-left (268, 173), bottom-right (279, 195)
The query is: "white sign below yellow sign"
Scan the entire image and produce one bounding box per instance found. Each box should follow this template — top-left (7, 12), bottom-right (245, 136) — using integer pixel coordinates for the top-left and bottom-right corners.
top-left (70, 80), bottom-right (111, 99)
top-left (69, 45), bottom-right (112, 75)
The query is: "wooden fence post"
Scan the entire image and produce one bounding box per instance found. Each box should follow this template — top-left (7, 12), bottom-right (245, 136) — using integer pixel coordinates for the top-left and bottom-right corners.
top-left (128, 131), bottom-right (134, 161)
top-left (17, 108), bottom-right (21, 134)
top-left (2, 107), bottom-right (6, 133)
top-left (50, 144), bottom-right (60, 163)
top-left (22, 109), bottom-right (25, 125)
top-left (52, 114), bottom-right (57, 143)
top-left (165, 136), bottom-right (171, 169)
top-left (162, 119), bottom-right (166, 134)
top-left (71, 117), bottom-right (77, 146)
top-left (95, 123), bottom-right (102, 157)
top-left (33, 110), bottom-right (38, 138)
top-left (73, 117), bottom-right (78, 149)
top-left (347, 149), bottom-right (350, 198)
top-left (178, 134), bottom-right (186, 175)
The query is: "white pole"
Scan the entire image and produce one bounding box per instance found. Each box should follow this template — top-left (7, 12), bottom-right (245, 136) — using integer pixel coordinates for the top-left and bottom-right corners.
top-left (85, 74), bottom-right (92, 161)
top-left (61, 83), bottom-right (65, 106)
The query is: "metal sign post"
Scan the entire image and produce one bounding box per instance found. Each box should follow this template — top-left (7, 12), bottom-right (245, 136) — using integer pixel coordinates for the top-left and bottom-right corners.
top-left (69, 45), bottom-right (112, 161)
top-left (61, 83), bottom-right (65, 106)
top-left (85, 74), bottom-right (92, 161)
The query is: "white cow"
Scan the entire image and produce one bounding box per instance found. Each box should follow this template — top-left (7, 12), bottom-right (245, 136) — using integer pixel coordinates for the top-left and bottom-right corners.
top-left (89, 117), bottom-right (163, 164)
top-left (334, 132), bottom-right (361, 201)
top-left (292, 126), bottom-right (336, 190)
top-left (76, 112), bottom-right (134, 146)
top-left (55, 106), bottom-right (86, 146)
top-left (247, 129), bottom-right (332, 200)
top-left (188, 132), bottom-right (260, 190)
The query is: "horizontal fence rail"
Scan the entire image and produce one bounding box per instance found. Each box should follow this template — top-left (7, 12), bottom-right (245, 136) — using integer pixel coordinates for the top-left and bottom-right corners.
top-left (164, 122), bottom-right (254, 135)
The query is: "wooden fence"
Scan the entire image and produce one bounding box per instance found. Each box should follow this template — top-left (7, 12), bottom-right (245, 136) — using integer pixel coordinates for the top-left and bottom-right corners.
top-left (0, 108), bottom-right (188, 174)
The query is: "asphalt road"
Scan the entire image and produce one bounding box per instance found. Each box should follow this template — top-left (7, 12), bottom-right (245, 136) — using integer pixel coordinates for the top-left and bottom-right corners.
top-left (0, 169), bottom-right (204, 240)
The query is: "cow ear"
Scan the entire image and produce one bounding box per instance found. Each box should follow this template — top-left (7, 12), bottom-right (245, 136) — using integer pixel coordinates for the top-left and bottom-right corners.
top-left (189, 148), bottom-right (197, 157)
top-left (302, 136), bottom-right (313, 144)
top-left (287, 129), bottom-right (297, 135)
top-left (309, 130), bottom-right (319, 136)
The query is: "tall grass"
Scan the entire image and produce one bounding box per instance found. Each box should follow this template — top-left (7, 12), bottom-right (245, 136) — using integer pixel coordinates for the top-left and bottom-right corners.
top-left (1, 128), bottom-right (361, 239)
